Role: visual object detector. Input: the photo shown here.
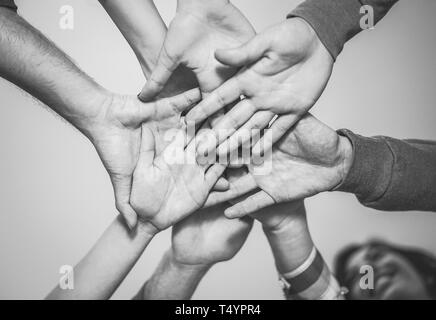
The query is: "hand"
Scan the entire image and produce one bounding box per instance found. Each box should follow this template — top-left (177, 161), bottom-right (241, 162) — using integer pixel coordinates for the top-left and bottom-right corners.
top-left (130, 123), bottom-right (226, 231)
top-left (205, 114), bottom-right (353, 218)
top-left (187, 18), bottom-right (334, 157)
top-left (225, 168), bottom-right (304, 231)
top-left (138, 0), bottom-right (256, 101)
top-left (171, 203), bottom-right (253, 267)
top-left (87, 88), bottom-right (201, 229)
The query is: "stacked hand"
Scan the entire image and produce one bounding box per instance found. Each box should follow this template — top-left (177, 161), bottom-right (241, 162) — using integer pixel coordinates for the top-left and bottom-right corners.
top-left (185, 18), bottom-right (333, 157)
top-left (130, 122), bottom-right (226, 231)
top-left (88, 88), bottom-right (202, 229)
top-left (172, 203), bottom-right (253, 267)
top-left (138, 0), bottom-right (256, 102)
top-left (206, 114), bottom-right (353, 218)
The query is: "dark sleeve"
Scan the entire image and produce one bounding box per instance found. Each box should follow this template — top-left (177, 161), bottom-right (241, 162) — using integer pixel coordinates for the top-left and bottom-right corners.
top-left (335, 129), bottom-right (436, 212)
top-left (0, 0), bottom-right (17, 12)
top-left (288, 0), bottom-right (399, 60)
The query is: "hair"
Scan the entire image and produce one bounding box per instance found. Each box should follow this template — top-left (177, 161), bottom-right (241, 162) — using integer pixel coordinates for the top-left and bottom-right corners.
top-left (334, 239), bottom-right (436, 299)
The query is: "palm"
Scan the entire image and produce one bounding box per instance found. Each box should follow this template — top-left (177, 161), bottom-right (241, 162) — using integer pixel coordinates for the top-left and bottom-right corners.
top-left (91, 89), bottom-right (201, 228)
top-left (186, 18), bottom-right (334, 155)
top-left (139, 1), bottom-right (255, 100)
top-left (172, 204), bottom-right (253, 266)
top-left (130, 126), bottom-right (225, 231)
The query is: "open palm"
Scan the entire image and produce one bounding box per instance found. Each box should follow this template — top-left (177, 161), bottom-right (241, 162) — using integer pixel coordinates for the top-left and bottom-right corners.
top-left (187, 18), bottom-right (334, 157)
top-left (90, 89), bottom-right (201, 228)
top-left (130, 125), bottom-right (226, 231)
top-left (138, 0), bottom-right (256, 101)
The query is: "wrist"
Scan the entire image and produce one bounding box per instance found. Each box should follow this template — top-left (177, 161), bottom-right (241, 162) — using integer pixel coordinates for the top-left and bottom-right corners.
top-left (287, 17), bottom-right (332, 62)
top-left (71, 86), bottom-right (114, 139)
top-left (263, 214), bottom-right (314, 274)
top-left (166, 249), bottom-right (213, 279)
top-left (137, 220), bottom-right (160, 240)
top-left (338, 135), bottom-right (353, 185)
top-left (170, 250), bottom-right (213, 275)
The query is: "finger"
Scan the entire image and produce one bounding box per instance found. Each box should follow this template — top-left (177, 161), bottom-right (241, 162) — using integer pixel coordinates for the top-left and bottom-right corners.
top-left (185, 77), bottom-right (242, 124)
top-left (197, 99), bottom-right (257, 156)
top-left (138, 47), bottom-right (179, 101)
top-left (204, 174), bottom-right (257, 207)
top-left (252, 113), bottom-right (297, 157)
top-left (205, 164), bottom-right (227, 190)
top-left (155, 88), bottom-right (202, 119)
top-left (112, 175), bottom-right (137, 229)
top-left (215, 33), bottom-right (269, 67)
top-left (138, 125), bottom-right (156, 166)
top-left (216, 111), bottom-right (274, 158)
top-left (224, 191), bottom-right (275, 219)
top-left (213, 177), bottom-right (230, 191)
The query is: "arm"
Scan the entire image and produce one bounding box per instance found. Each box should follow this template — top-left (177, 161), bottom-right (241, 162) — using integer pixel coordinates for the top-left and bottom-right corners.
top-left (46, 216), bottom-right (157, 300)
top-left (98, 0), bottom-right (166, 77)
top-left (136, 249), bottom-right (209, 300)
top-left (136, 204), bottom-right (253, 300)
top-left (0, 7), bottom-right (201, 228)
top-left (0, 7), bottom-right (107, 136)
top-left (254, 201), bottom-right (343, 300)
top-left (98, 0), bottom-right (196, 96)
top-left (336, 130), bottom-right (436, 212)
top-left (289, 0), bottom-right (400, 59)
top-left (205, 114), bottom-right (436, 215)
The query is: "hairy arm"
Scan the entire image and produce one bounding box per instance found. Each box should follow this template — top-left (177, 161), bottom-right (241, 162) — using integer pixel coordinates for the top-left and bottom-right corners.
top-left (0, 8), bottom-right (108, 136)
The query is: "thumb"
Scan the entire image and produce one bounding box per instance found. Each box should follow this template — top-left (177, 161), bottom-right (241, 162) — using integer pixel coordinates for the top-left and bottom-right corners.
top-left (138, 47), bottom-right (179, 102)
top-left (215, 34), bottom-right (269, 67)
top-left (112, 174), bottom-right (138, 229)
top-left (138, 125), bottom-right (156, 166)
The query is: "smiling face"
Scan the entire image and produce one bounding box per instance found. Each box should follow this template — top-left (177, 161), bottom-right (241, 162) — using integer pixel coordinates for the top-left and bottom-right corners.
top-left (343, 243), bottom-right (431, 300)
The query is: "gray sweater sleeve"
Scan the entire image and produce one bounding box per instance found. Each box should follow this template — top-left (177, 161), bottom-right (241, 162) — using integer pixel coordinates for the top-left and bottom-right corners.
top-left (288, 0), bottom-right (399, 60)
top-left (0, 0), bottom-right (17, 12)
top-left (335, 129), bottom-right (436, 212)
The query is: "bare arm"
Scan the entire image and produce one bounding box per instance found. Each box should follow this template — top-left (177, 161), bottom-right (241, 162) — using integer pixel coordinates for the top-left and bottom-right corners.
top-left (47, 216), bottom-right (157, 300)
top-left (136, 249), bottom-right (209, 300)
top-left (254, 202), bottom-right (343, 300)
top-left (0, 7), bottom-right (108, 136)
top-left (98, 0), bottom-right (166, 77)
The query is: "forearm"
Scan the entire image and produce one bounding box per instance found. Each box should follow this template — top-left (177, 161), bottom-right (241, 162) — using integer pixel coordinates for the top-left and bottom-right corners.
top-left (138, 249), bottom-right (210, 300)
top-left (0, 8), bottom-right (108, 135)
top-left (289, 0), bottom-right (399, 59)
top-left (263, 204), bottom-right (342, 300)
top-left (99, 0), bottom-right (167, 77)
top-left (47, 216), bottom-right (156, 300)
top-left (336, 130), bottom-right (436, 212)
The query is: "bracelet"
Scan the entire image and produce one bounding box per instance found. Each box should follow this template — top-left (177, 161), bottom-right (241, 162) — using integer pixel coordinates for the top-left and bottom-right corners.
top-left (278, 247), bottom-right (324, 295)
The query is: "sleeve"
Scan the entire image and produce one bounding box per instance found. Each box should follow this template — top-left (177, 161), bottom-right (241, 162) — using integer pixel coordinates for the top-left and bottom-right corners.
top-left (0, 0), bottom-right (17, 12)
top-left (335, 129), bottom-right (436, 212)
top-left (288, 0), bottom-right (399, 60)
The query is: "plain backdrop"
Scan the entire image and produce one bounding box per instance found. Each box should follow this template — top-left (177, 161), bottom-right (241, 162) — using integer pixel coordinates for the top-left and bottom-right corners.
top-left (0, 0), bottom-right (435, 299)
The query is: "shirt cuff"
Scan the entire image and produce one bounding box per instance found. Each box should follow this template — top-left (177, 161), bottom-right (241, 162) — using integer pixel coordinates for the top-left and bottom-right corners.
top-left (287, 0), bottom-right (362, 60)
top-left (334, 129), bottom-right (393, 203)
top-left (0, 0), bottom-right (17, 12)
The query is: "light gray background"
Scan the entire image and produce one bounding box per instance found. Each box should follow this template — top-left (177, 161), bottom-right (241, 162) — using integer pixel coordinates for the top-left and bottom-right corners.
top-left (0, 0), bottom-right (435, 299)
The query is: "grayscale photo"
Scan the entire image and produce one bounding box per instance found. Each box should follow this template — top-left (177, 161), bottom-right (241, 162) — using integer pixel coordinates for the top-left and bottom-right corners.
top-left (0, 0), bottom-right (435, 305)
